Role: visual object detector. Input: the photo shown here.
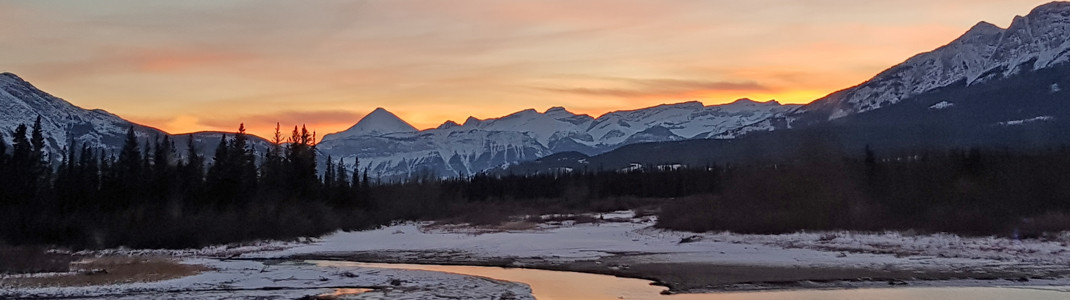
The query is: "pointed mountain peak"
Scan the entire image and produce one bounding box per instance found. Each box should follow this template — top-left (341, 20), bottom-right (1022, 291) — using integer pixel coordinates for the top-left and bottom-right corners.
top-left (463, 116), bottom-right (482, 127)
top-left (965, 21), bottom-right (1003, 35)
top-left (437, 120), bottom-right (460, 130)
top-left (336, 107), bottom-right (417, 137)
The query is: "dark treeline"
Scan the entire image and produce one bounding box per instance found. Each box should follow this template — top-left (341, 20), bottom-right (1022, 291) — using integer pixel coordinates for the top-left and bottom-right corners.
top-left (655, 145), bottom-right (1070, 237)
top-left (3, 118), bottom-right (1070, 249)
top-left (376, 145), bottom-right (1070, 238)
top-left (0, 119), bottom-right (374, 249)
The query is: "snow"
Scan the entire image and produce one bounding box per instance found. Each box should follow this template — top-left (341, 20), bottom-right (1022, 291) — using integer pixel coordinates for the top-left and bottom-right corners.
top-left (254, 211), bottom-right (1070, 277)
top-left (930, 101), bottom-right (955, 110)
top-left (323, 107), bottom-right (417, 140)
top-left (1, 258), bottom-right (533, 299)
top-left (0, 73), bottom-right (165, 160)
top-left (7, 210), bottom-right (1070, 298)
top-left (997, 116), bottom-right (1055, 126)
top-left (769, 2), bottom-right (1070, 127)
top-left (317, 100), bottom-right (798, 179)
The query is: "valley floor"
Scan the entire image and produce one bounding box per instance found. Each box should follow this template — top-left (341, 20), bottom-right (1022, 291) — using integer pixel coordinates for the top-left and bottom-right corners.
top-left (4, 211), bottom-right (1070, 298)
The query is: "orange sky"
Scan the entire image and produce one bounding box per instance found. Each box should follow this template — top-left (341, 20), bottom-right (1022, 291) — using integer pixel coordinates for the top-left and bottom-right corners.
top-left (0, 0), bottom-right (1054, 138)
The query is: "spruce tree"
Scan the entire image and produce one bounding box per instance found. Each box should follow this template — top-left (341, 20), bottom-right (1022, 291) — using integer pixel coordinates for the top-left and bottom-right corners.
top-left (0, 131), bottom-right (7, 203)
top-left (115, 127), bottom-right (143, 208)
top-left (181, 134), bottom-right (205, 207)
top-left (30, 116), bottom-right (45, 164)
top-left (10, 124), bottom-right (34, 204)
top-left (324, 155), bottom-right (335, 193)
top-left (286, 125), bottom-right (318, 201)
top-left (260, 123), bottom-right (285, 202)
top-left (231, 124), bottom-right (258, 204)
top-left (205, 133), bottom-right (232, 207)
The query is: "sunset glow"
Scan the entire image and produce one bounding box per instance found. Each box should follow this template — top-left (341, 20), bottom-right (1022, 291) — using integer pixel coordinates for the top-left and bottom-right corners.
top-left (0, 0), bottom-right (1053, 138)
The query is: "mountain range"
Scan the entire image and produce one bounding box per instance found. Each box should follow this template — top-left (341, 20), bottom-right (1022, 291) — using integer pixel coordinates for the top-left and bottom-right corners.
top-left (0, 72), bottom-right (272, 163)
top-left (2, 1), bottom-right (1070, 179)
top-left (317, 99), bottom-right (796, 179)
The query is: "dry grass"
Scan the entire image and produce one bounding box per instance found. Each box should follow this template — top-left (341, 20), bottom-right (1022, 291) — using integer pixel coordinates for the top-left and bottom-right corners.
top-left (0, 256), bottom-right (209, 288)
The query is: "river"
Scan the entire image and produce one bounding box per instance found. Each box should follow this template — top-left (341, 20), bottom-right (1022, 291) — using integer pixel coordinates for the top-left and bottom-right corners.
top-left (315, 261), bottom-right (1070, 300)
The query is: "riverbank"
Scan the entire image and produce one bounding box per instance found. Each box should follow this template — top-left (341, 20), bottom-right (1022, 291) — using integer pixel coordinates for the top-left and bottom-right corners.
top-left (262, 211), bottom-right (1070, 293)
top-left (4, 210), bottom-right (1070, 298)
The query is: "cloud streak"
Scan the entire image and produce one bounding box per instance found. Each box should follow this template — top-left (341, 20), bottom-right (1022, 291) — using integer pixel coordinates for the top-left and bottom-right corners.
top-left (0, 0), bottom-right (1055, 132)
top-left (541, 78), bottom-right (769, 98)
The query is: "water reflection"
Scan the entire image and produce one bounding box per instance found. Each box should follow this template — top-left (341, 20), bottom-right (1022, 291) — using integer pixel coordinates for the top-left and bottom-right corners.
top-left (316, 261), bottom-right (1069, 300)
top-left (318, 288), bottom-right (374, 298)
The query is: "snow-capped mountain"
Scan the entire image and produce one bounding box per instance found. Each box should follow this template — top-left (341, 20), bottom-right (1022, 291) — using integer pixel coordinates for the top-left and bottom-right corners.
top-left (794, 1), bottom-right (1070, 124)
top-left (0, 72), bottom-right (269, 163)
top-left (328, 108), bottom-right (418, 140)
top-left (719, 1), bottom-right (1070, 138)
top-left (0, 72), bottom-right (168, 160)
top-left (318, 99), bottom-right (798, 179)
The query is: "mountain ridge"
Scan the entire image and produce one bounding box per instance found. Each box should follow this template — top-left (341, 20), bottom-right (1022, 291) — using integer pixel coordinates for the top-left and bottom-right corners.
top-left (316, 98), bottom-right (799, 179)
top-left (788, 1), bottom-right (1070, 125)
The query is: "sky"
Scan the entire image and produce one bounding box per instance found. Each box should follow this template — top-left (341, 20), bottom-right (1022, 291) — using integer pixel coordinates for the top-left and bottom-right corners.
top-left (0, 0), bottom-right (1054, 138)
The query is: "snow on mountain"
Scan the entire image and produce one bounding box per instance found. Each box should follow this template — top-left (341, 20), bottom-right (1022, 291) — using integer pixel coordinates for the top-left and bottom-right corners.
top-left (0, 72), bottom-right (273, 164)
top-left (588, 99), bottom-right (798, 142)
top-left (319, 100), bottom-right (798, 179)
top-left (795, 2), bottom-right (1070, 123)
top-left (0, 72), bottom-right (167, 160)
top-left (323, 107), bottom-right (417, 140)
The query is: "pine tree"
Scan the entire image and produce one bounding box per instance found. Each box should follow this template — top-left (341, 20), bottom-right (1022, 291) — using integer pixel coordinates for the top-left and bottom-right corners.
top-left (205, 133), bottom-right (232, 207)
top-left (334, 157), bottom-right (349, 189)
top-left (30, 116), bottom-right (45, 164)
top-left (9, 124), bottom-right (34, 204)
top-left (181, 134), bottom-right (205, 208)
top-left (233, 124), bottom-right (258, 204)
top-left (54, 139), bottom-right (78, 213)
top-left (260, 123), bottom-right (286, 202)
top-left (0, 131), bottom-right (8, 205)
top-left (324, 155), bottom-right (335, 194)
top-left (78, 143), bottom-right (100, 207)
top-left (29, 117), bottom-right (51, 202)
top-left (331, 157), bottom-right (350, 207)
top-left (115, 127), bottom-right (143, 208)
top-left (286, 125), bottom-right (318, 201)
top-left (151, 135), bottom-right (176, 204)
top-left (357, 155), bottom-right (365, 188)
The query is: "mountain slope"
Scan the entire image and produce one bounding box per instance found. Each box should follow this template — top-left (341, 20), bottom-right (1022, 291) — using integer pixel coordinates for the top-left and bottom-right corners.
top-left (0, 73), bottom-right (168, 160)
top-left (800, 2), bottom-right (1070, 123)
top-left (507, 2), bottom-right (1070, 174)
top-left (327, 107), bottom-right (417, 140)
top-left (508, 60), bottom-right (1070, 175)
top-left (0, 73), bottom-right (271, 163)
top-left (318, 100), bottom-right (799, 179)
top-left (722, 1), bottom-right (1070, 137)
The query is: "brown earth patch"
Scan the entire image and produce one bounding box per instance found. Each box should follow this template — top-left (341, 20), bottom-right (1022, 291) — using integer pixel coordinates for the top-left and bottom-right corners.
top-left (0, 256), bottom-right (209, 288)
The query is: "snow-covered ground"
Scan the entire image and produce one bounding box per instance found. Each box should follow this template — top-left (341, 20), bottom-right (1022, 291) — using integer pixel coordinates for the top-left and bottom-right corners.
top-left (257, 211), bottom-right (1070, 274)
top-left (2, 258), bottom-right (532, 299)
top-left (6, 210), bottom-right (1070, 298)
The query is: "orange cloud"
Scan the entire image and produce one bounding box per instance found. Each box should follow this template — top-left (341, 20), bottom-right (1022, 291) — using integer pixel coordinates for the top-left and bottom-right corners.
top-left (539, 78), bottom-right (769, 98)
top-left (127, 110), bottom-right (365, 141)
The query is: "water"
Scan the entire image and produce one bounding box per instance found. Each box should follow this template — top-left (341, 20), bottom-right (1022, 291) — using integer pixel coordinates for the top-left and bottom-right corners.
top-left (318, 261), bottom-right (1070, 300)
